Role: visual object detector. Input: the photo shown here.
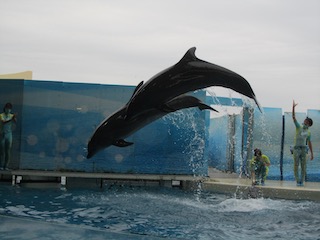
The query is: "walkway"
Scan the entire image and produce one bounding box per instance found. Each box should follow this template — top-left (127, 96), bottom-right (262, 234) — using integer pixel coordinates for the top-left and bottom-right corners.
top-left (205, 168), bottom-right (320, 201)
top-left (1, 168), bottom-right (319, 201)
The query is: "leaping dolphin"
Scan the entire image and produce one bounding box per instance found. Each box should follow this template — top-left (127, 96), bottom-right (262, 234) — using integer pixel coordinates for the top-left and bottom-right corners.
top-left (87, 47), bottom-right (260, 158)
top-left (125, 47), bottom-right (260, 120)
top-left (87, 95), bottom-right (215, 158)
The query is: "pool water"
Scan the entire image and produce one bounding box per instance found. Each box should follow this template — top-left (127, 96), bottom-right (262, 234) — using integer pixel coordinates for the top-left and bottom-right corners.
top-left (1, 183), bottom-right (320, 239)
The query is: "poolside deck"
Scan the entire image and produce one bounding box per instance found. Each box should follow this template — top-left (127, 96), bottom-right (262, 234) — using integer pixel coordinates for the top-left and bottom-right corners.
top-left (203, 168), bottom-right (320, 201)
top-left (1, 168), bottom-right (319, 201)
top-left (0, 169), bottom-right (208, 188)
top-left (204, 177), bottom-right (320, 201)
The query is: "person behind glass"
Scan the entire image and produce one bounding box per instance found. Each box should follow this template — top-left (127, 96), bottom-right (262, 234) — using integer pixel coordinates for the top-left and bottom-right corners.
top-left (0, 103), bottom-right (17, 170)
top-left (250, 148), bottom-right (270, 186)
top-left (292, 100), bottom-right (313, 187)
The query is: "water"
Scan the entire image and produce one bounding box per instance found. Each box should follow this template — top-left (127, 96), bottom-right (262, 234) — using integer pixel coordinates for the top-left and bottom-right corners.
top-left (1, 183), bottom-right (320, 239)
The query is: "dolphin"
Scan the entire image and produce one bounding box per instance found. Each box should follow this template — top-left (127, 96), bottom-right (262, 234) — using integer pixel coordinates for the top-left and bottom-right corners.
top-left (125, 47), bottom-right (260, 120)
top-left (87, 47), bottom-right (260, 158)
top-left (87, 95), bottom-right (216, 158)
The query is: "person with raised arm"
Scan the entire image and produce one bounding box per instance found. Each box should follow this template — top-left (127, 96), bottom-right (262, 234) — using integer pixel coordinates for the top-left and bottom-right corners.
top-left (292, 100), bottom-right (313, 186)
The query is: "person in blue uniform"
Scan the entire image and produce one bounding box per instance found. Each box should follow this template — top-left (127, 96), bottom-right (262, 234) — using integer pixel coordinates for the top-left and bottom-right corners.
top-left (292, 100), bottom-right (313, 186)
top-left (0, 103), bottom-right (17, 170)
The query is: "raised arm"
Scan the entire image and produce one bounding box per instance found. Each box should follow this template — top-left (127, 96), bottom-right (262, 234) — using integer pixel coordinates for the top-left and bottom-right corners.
top-left (292, 100), bottom-right (298, 121)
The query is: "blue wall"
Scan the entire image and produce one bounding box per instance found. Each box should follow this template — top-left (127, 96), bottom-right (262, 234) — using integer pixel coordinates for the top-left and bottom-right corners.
top-left (306, 110), bottom-right (320, 181)
top-left (283, 110), bottom-right (320, 181)
top-left (1, 79), bottom-right (319, 181)
top-left (208, 106), bottom-right (320, 182)
top-left (208, 115), bottom-right (228, 170)
top-left (0, 79), bottom-right (209, 175)
top-left (0, 80), bottom-right (24, 168)
top-left (252, 107), bottom-right (283, 180)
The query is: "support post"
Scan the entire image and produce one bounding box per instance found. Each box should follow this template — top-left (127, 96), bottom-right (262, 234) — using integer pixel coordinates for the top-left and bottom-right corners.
top-left (61, 176), bottom-right (67, 186)
top-left (11, 175), bottom-right (16, 186)
top-left (280, 115), bottom-right (285, 180)
top-left (227, 114), bottom-right (236, 172)
top-left (241, 107), bottom-right (254, 177)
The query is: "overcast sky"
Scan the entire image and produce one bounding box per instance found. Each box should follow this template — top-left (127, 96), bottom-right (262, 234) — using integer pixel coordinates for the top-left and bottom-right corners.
top-left (1, 0), bottom-right (319, 112)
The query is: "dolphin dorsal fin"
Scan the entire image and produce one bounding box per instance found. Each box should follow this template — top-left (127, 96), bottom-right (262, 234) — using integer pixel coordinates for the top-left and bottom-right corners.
top-left (178, 47), bottom-right (198, 63)
top-left (133, 81), bottom-right (144, 96)
top-left (128, 81), bottom-right (144, 102)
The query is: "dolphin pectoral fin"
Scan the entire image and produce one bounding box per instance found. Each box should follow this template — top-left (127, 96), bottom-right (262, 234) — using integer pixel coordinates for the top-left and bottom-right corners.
top-left (159, 105), bottom-right (176, 113)
top-left (113, 139), bottom-right (134, 147)
top-left (198, 103), bottom-right (218, 112)
top-left (164, 95), bottom-right (218, 112)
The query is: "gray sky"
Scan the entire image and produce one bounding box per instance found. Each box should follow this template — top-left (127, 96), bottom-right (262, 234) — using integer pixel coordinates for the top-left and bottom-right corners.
top-left (1, 0), bottom-right (319, 112)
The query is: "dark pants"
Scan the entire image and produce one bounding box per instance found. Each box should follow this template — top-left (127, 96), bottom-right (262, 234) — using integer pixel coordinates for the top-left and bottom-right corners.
top-left (293, 146), bottom-right (307, 183)
top-left (0, 133), bottom-right (13, 169)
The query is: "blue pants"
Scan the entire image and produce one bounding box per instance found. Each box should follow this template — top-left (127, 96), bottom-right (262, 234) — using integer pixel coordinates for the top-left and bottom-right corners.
top-left (0, 133), bottom-right (12, 168)
top-left (293, 146), bottom-right (307, 183)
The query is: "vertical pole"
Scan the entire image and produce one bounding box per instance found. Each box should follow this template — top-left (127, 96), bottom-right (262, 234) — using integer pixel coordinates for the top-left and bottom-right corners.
top-left (246, 108), bottom-right (254, 172)
top-left (227, 114), bottom-right (236, 172)
top-left (12, 175), bottom-right (16, 186)
top-left (241, 107), bottom-right (254, 177)
top-left (280, 115), bottom-right (285, 181)
top-left (61, 176), bottom-right (67, 186)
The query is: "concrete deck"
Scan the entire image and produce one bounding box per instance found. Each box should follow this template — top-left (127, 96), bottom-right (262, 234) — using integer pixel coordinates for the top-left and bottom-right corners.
top-left (0, 169), bottom-right (208, 188)
top-left (205, 168), bottom-right (320, 201)
top-left (203, 177), bottom-right (320, 201)
top-left (1, 168), bottom-right (319, 201)
top-left (8, 169), bottom-right (207, 181)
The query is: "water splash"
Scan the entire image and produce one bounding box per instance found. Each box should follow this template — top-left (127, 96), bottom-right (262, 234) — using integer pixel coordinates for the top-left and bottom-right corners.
top-left (163, 108), bottom-right (207, 198)
top-left (163, 109), bottom-right (206, 177)
top-left (206, 87), bottom-right (258, 116)
top-left (254, 112), bottom-right (272, 146)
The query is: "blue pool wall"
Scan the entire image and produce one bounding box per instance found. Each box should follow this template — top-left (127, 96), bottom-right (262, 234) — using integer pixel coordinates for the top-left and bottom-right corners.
top-left (209, 102), bottom-right (320, 181)
top-left (283, 110), bottom-right (320, 181)
top-left (0, 79), bottom-right (209, 175)
top-left (0, 79), bottom-right (319, 181)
